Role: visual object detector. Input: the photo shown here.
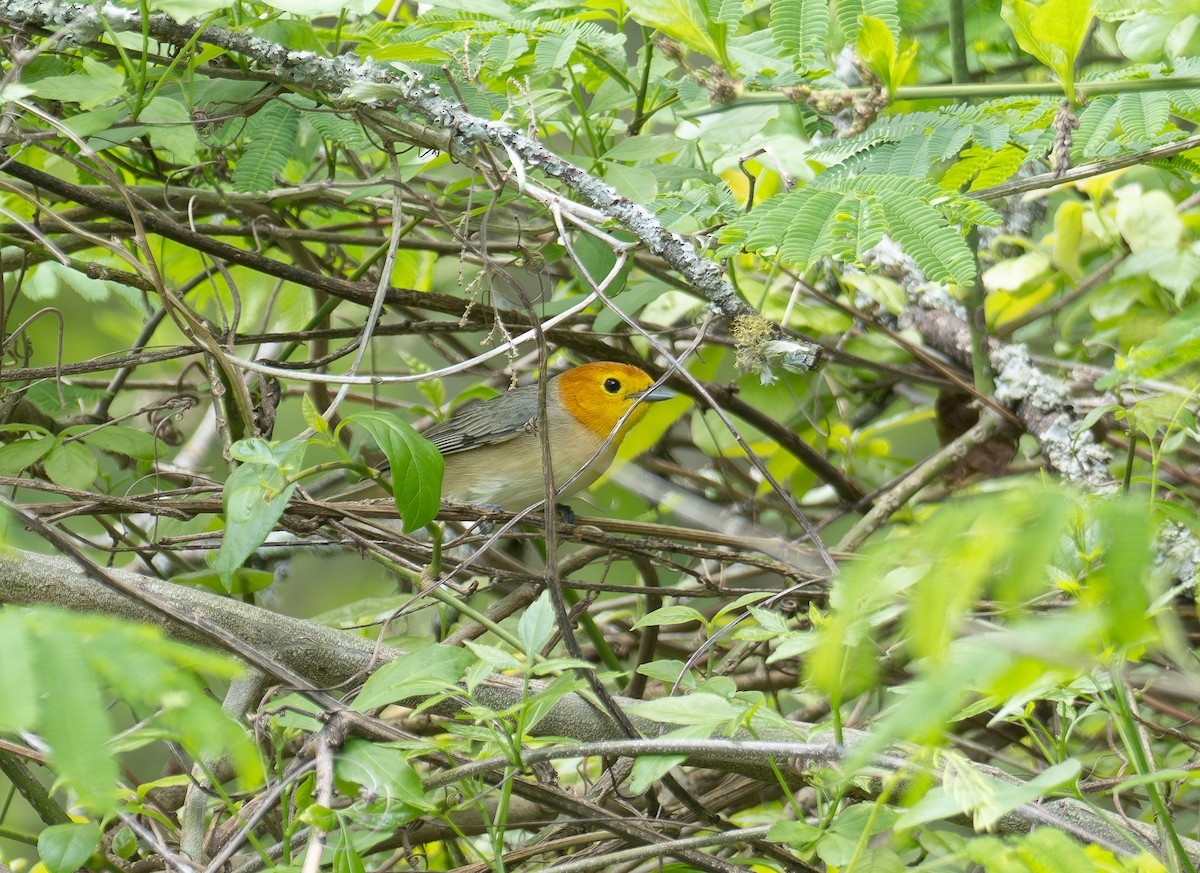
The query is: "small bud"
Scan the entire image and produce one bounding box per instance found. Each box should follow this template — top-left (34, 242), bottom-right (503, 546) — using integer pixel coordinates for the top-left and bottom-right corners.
top-left (655, 36), bottom-right (684, 61)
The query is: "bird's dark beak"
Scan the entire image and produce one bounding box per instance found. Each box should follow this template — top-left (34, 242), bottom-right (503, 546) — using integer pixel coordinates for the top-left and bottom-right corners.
top-left (629, 384), bottom-right (676, 403)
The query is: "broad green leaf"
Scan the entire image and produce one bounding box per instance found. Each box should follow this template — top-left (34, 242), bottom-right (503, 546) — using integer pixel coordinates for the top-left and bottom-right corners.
top-left (604, 135), bottom-right (684, 162)
top-left (1117, 11), bottom-right (1200, 61)
top-left (463, 640), bottom-right (523, 672)
top-left (0, 437), bottom-right (53, 475)
top-left (44, 441), bottom-right (98, 489)
top-left (524, 670), bottom-right (591, 725)
top-left (230, 437), bottom-right (285, 466)
top-left (518, 591), bottom-right (556, 656)
top-left (1002, 0), bottom-right (1094, 102)
top-left (627, 723), bottom-right (711, 793)
top-left (38, 822), bottom-right (102, 873)
top-left (150, 0), bottom-right (230, 20)
top-left (29, 57), bottom-right (125, 110)
top-left (0, 83), bottom-right (33, 103)
top-left (30, 631), bottom-right (118, 812)
top-left (768, 819), bottom-right (822, 848)
top-left (354, 645), bottom-right (472, 710)
top-left (262, 0), bottom-right (377, 13)
top-left (1115, 186), bottom-right (1183, 252)
top-left (64, 104), bottom-right (123, 138)
top-left (71, 425), bottom-right (161, 461)
top-left (636, 659), bottom-right (694, 688)
top-left (975, 759), bottom-right (1081, 830)
top-left (628, 692), bottom-right (743, 726)
top-left (347, 411), bottom-right (443, 532)
top-left (633, 605), bottom-right (707, 628)
top-left (856, 15), bottom-right (916, 93)
top-left (208, 461), bottom-right (299, 592)
top-left (1088, 497), bottom-right (1154, 645)
top-left (0, 619), bottom-right (36, 730)
top-left (627, 0), bottom-right (730, 67)
top-left (141, 96), bottom-right (199, 164)
top-left (334, 836), bottom-right (366, 873)
top-left (603, 162), bottom-right (659, 203)
top-left (713, 591), bottom-right (774, 620)
top-left (335, 738), bottom-right (435, 811)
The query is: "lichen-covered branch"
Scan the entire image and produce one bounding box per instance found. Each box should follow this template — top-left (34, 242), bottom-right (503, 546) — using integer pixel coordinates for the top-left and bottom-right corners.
top-left (903, 302), bottom-right (1114, 490)
top-left (0, 0), bottom-right (820, 378)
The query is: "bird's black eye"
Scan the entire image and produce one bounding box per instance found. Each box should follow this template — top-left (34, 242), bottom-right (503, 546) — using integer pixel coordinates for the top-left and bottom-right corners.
top-left (603, 377), bottom-right (621, 394)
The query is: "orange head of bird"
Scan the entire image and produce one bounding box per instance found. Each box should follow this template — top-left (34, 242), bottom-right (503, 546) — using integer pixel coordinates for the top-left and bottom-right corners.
top-left (554, 362), bottom-right (675, 442)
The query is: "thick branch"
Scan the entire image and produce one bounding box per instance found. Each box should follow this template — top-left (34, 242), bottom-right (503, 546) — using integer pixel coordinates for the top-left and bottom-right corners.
top-left (1, 546), bottom-right (1195, 861)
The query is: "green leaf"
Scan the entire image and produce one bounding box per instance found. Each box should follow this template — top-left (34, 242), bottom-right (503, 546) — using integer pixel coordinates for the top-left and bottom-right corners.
top-left (722, 175), bottom-right (996, 287)
top-left (534, 30), bottom-right (579, 70)
top-left (856, 15), bottom-right (916, 93)
top-left (334, 838), bottom-right (366, 873)
top-left (636, 659), bottom-right (694, 688)
top-left (208, 461), bottom-right (299, 592)
top-left (768, 819), bottom-right (822, 848)
top-left (44, 441), bottom-right (98, 489)
top-left (141, 96), bottom-right (199, 164)
top-left (976, 759), bottom-right (1081, 830)
top-left (835, 0), bottom-right (898, 42)
top-left (29, 57), bottom-right (125, 110)
top-left (0, 619), bottom-right (36, 730)
top-left (518, 591), bottom-right (557, 656)
top-left (346, 411), bottom-right (443, 532)
top-left (354, 645), bottom-right (472, 710)
top-left (38, 822), bottom-right (102, 873)
top-left (335, 738), bottom-right (435, 812)
top-left (627, 723), bottom-right (711, 793)
top-left (1002, 0), bottom-right (1095, 102)
top-left (302, 392), bottom-right (331, 439)
top-left (633, 605), bottom-right (707, 629)
top-left (463, 640), bottom-right (522, 672)
top-left (628, 692), bottom-right (742, 727)
top-left (627, 0), bottom-right (730, 67)
top-left (110, 826), bottom-right (137, 860)
top-left (603, 162), bottom-right (659, 203)
top-left (0, 436), bottom-right (54, 475)
top-left (604, 135), bottom-right (684, 162)
top-left (1089, 497), bottom-right (1154, 645)
top-left (30, 631), bottom-right (118, 812)
top-left (70, 425), bottom-right (161, 461)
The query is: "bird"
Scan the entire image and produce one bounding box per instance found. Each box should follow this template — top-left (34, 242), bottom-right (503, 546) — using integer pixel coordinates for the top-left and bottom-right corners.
top-left (422, 361), bottom-right (676, 511)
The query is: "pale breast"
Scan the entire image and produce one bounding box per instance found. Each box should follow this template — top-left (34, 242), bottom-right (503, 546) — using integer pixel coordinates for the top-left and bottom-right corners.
top-left (441, 403), bottom-right (619, 509)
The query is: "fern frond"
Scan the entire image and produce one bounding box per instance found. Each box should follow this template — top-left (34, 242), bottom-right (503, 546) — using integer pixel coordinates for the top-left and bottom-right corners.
top-left (834, 0), bottom-right (898, 41)
top-left (719, 174), bottom-right (998, 286)
top-left (1115, 91), bottom-right (1170, 141)
top-left (772, 0), bottom-right (830, 69)
top-left (233, 101), bottom-right (298, 194)
top-left (830, 124), bottom-right (974, 178)
top-left (940, 143), bottom-right (1027, 192)
top-left (293, 98), bottom-right (370, 152)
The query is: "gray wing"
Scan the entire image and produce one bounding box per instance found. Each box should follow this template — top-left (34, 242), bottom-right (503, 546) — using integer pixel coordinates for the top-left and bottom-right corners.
top-left (423, 384), bottom-right (543, 455)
